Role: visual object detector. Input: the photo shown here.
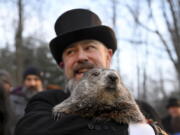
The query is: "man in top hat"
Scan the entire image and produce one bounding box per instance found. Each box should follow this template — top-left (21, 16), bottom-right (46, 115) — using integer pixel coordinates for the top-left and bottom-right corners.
top-left (15, 9), bottom-right (165, 135)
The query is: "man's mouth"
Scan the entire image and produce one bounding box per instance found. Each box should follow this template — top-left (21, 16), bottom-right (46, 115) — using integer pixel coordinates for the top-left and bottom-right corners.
top-left (73, 61), bottom-right (96, 79)
top-left (75, 68), bottom-right (89, 74)
top-left (26, 86), bottom-right (37, 91)
top-left (74, 68), bottom-right (92, 79)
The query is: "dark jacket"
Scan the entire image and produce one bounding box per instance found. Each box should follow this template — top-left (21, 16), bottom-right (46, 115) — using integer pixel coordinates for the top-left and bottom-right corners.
top-left (162, 115), bottom-right (172, 134)
top-left (15, 90), bottom-right (161, 135)
top-left (10, 86), bottom-right (42, 122)
top-left (10, 87), bottom-right (28, 122)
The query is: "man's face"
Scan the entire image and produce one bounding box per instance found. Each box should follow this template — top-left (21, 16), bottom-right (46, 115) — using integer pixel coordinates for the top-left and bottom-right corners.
top-left (168, 107), bottom-right (180, 117)
top-left (23, 75), bottom-right (43, 91)
top-left (62, 40), bottom-right (113, 80)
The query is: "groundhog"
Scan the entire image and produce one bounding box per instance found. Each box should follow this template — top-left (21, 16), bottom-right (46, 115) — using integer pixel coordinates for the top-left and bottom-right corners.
top-left (52, 68), bottom-right (145, 124)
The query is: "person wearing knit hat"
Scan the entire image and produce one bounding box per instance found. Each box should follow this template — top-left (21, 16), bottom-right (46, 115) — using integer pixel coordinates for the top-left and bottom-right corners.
top-left (22, 67), bottom-right (44, 92)
top-left (10, 67), bottom-right (44, 124)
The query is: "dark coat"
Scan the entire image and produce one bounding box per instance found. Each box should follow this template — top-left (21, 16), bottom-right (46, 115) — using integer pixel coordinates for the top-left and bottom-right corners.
top-left (162, 115), bottom-right (172, 133)
top-left (15, 90), bottom-right (160, 135)
top-left (10, 86), bottom-right (44, 122)
top-left (10, 87), bottom-right (28, 122)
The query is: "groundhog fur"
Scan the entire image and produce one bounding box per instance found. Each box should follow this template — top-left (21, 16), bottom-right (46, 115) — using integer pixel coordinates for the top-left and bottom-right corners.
top-left (53, 68), bottom-right (145, 124)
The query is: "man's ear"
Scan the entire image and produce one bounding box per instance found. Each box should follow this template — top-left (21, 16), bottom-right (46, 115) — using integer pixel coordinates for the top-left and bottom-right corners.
top-left (107, 49), bottom-right (113, 66)
top-left (59, 62), bottom-right (64, 68)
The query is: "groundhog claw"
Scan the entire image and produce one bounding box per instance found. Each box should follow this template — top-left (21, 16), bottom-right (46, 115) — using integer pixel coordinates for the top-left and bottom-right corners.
top-left (53, 112), bottom-right (65, 120)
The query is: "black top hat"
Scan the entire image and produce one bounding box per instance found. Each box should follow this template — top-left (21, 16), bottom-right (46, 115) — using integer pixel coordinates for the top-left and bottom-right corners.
top-left (49, 9), bottom-right (117, 64)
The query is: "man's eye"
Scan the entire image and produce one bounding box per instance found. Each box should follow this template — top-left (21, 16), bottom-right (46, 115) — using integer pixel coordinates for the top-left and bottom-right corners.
top-left (66, 50), bottom-right (74, 55)
top-left (85, 45), bottom-right (96, 50)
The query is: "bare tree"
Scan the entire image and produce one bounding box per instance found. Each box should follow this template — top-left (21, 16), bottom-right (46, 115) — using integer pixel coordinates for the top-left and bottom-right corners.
top-left (4, 0), bottom-right (48, 85)
top-left (15, 0), bottom-right (24, 84)
top-left (111, 0), bottom-right (117, 30)
top-left (158, 67), bottom-right (167, 98)
top-left (141, 44), bottom-right (148, 100)
top-left (127, 0), bottom-right (180, 91)
top-left (110, 0), bottom-right (121, 73)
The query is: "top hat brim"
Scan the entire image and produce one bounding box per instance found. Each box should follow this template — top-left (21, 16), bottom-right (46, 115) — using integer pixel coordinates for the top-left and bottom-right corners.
top-left (49, 25), bottom-right (117, 64)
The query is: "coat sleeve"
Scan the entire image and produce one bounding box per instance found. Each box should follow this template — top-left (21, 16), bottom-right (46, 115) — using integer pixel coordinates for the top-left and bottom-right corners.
top-left (14, 90), bottom-right (84, 135)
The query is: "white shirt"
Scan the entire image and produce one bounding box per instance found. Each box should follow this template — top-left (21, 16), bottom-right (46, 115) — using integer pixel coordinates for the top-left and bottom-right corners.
top-left (128, 123), bottom-right (155, 135)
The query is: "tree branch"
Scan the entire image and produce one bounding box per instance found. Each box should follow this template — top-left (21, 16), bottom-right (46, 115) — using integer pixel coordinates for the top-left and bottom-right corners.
top-left (167, 0), bottom-right (180, 39)
top-left (155, 30), bottom-right (176, 64)
top-left (166, 0), bottom-right (180, 67)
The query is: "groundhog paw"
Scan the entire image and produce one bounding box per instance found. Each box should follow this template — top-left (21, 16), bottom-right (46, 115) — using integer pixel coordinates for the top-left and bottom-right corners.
top-left (52, 104), bottom-right (71, 120)
top-left (52, 111), bottom-right (65, 120)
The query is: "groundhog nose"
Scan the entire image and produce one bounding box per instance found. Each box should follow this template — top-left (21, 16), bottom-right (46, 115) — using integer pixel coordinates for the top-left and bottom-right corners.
top-left (107, 74), bottom-right (118, 82)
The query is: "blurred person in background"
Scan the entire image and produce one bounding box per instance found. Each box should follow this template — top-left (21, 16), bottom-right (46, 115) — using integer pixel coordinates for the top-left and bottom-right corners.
top-left (0, 81), bottom-right (14, 135)
top-left (0, 70), bottom-right (13, 93)
top-left (171, 116), bottom-right (180, 135)
top-left (136, 100), bottom-right (167, 134)
top-left (10, 67), bottom-right (44, 122)
top-left (136, 100), bottom-right (163, 128)
top-left (162, 97), bottom-right (180, 134)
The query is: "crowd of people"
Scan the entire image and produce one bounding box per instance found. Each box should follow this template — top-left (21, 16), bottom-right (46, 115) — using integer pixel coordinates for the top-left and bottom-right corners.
top-left (0, 66), bottom-right (64, 133)
top-left (0, 8), bottom-right (180, 135)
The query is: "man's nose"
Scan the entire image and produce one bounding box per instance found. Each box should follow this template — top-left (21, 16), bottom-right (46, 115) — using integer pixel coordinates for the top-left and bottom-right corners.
top-left (76, 49), bottom-right (88, 62)
top-left (29, 80), bottom-right (36, 86)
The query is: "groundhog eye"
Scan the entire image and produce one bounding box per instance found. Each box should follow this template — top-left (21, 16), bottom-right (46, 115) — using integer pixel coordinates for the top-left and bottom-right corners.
top-left (91, 71), bottom-right (100, 76)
